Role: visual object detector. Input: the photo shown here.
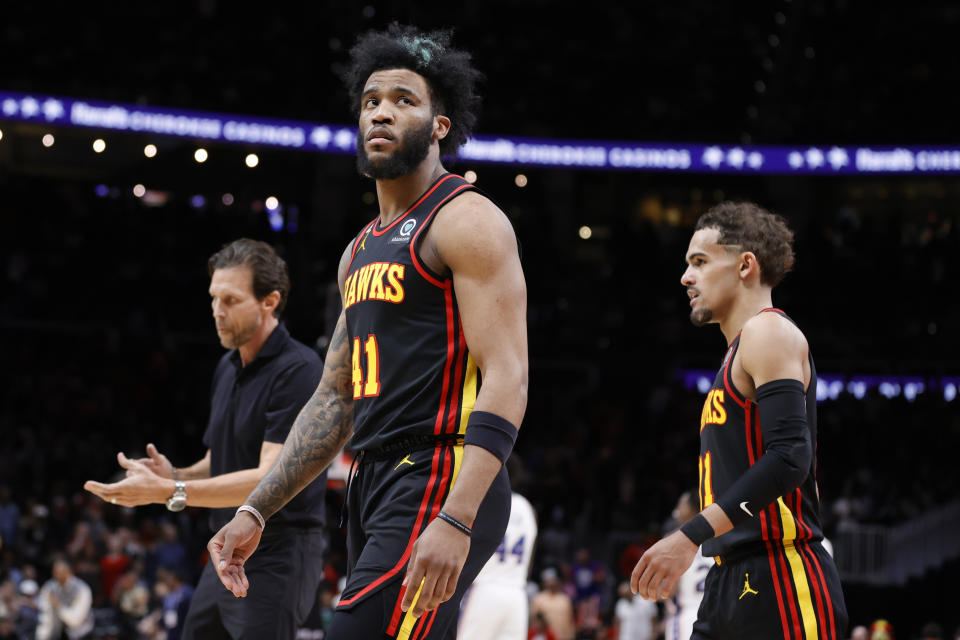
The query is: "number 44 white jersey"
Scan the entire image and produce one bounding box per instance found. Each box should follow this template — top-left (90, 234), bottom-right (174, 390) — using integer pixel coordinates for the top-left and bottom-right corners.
top-left (665, 548), bottom-right (713, 640)
top-left (474, 492), bottom-right (538, 588)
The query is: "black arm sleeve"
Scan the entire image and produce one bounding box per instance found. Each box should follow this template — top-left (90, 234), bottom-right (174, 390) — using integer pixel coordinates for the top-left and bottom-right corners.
top-left (715, 378), bottom-right (813, 527)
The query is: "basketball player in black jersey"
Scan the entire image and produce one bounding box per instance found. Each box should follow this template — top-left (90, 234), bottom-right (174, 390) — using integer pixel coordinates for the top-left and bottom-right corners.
top-left (631, 203), bottom-right (848, 639)
top-left (206, 24), bottom-right (527, 640)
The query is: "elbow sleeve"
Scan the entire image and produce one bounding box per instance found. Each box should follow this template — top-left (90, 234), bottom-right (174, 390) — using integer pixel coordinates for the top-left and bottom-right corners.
top-left (716, 379), bottom-right (813, 527)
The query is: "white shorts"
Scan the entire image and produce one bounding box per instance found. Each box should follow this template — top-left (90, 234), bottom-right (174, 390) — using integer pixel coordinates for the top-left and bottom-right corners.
top-left (665, 611), bottom-right (698, 640)
top-left (457, 583), bottom-right (528, 640)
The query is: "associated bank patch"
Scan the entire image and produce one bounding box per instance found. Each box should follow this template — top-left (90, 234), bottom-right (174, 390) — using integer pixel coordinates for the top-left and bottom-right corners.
top-left (390, 218), bottom-right (417, 243)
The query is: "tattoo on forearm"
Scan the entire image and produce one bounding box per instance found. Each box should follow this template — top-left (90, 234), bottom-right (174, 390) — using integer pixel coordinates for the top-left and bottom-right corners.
top-left (248, 315), bottom-right (354, 518)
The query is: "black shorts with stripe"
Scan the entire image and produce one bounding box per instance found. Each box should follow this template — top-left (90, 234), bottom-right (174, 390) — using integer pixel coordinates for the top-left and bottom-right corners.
top-left (333, 440), bottom-right (511, 639)
top-left (693, 540), bottom-right (848, 640)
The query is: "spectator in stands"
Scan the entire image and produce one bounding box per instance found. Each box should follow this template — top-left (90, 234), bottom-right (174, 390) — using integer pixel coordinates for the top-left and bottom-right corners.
top-left (15, 576), bottom-right (40, 639)
top-left (37, 556), bottom-right (94, 639)
top-left (869, 619), bottom-right (894, 640)
top-left (0, 488), bottom-right (20, 550)
top-left (157, 567), bottom-right (194, 640)
top-left (921, 621), bottom-right (944, 640)
top-left (613, 581), bottom-right (657, 640)
top-left (530, 568), bottom-right (575, 640)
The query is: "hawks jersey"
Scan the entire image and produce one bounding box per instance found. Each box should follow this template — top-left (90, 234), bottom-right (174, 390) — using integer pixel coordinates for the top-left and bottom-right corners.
top-left (698, 308), bottom-right (825, 558)
top-left (344, 173), bottom-right (480, 452)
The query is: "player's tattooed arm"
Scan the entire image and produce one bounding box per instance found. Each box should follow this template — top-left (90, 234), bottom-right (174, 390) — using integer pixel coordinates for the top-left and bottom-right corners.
top-left (245, 239), bottom-right (357, 520)
top-left (246, 312), bottom-right (355, 519)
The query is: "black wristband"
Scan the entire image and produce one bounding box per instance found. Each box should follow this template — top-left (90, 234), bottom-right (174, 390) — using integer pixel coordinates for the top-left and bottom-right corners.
top-left (680, 513), bottom-right (715, 547)
top-left (463, 410), bottom-right (518, 463)
top-left (436, 511), bottom-right (472, 537)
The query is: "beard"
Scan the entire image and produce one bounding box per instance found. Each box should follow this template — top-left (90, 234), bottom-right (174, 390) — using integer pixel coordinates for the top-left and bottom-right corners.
top-left (690, 307), bottom-right (713, 327)
top-left (356, 119), bottom-right (434, 179)
top-left (217, 319), bottom-right (259, 350)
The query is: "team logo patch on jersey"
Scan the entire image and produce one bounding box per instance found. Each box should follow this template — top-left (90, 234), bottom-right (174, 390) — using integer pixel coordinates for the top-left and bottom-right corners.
top-left (390, 218), bottom-right (417, 243)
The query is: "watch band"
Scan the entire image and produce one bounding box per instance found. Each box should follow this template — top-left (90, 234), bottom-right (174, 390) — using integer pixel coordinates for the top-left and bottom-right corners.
top-left (165, 481), bottom-right (187, 512)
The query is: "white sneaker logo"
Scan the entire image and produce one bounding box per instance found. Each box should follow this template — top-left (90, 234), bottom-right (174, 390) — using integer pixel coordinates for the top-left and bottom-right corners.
top-left (740, 501), bottom-right (754, 517)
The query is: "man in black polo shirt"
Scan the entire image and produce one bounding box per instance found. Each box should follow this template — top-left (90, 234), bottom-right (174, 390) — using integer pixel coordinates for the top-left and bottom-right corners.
top-left (85, 238), bottom-right (327, 639)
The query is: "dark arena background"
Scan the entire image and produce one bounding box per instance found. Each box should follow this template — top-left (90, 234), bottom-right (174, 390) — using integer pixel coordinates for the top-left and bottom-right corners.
top-left (2, 3), bottom-right (959, 639)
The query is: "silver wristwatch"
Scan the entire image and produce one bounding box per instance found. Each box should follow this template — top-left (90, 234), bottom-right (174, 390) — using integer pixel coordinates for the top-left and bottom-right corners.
top-left (166, 481), bottom-right (187, 512)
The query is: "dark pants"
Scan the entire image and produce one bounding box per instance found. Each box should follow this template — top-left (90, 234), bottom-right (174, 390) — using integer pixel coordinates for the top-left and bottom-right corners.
top-left (181, 527), bottom-right (326, 640)
top-left (692, 540), bottom-right (848, 640)
top-left (330, 443), bottom-right (511, 639)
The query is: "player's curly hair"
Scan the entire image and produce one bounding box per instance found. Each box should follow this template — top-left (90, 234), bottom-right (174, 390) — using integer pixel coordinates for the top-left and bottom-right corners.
top-left (342, 23), bottom-right (482, 157)
top-left (695, 202), bottom-right (796, 287)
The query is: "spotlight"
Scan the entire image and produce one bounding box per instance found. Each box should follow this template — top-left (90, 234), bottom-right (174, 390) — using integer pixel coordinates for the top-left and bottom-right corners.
top-left (144, 144), bottom-right (158, 158)
top-left (265, 196), bottom-right (280, 211)
top-left (579, 225), bottom-right (593, 240)
top-left (464, 170), bottom-right (478, 184)
top-left (133, 184), bottom-right (146, 198)
top-left (514, 174), bottom-right (528, 188)
top-left (222, 193), bottom-right (235, 206)
top-left (92, 139), bottom-right (106, 153)
top-left (194, 148), bottom-right (208, 163)
top-left (42, 134), bottom-right (55, 147)
top-left (245, 153), bottom-right (259, 168)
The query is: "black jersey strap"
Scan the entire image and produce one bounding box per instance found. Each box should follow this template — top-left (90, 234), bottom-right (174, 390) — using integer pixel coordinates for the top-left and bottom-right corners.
top-left (715, 378), bottom-right (813, 527)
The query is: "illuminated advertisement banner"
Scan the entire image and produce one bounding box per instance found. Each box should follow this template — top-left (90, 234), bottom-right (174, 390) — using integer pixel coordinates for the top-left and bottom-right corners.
top-left (3, 90), bottom-right (960, 174)
top-left (680, 370), bottom-right (960, 403)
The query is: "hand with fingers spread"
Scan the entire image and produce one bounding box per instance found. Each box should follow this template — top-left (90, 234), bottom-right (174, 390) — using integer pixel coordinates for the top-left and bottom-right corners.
top-left (208, 511), bottom-right (264, 598)
top-left (83, 451), bottom-right (173, 507)
top-left (132, 443), bottom-right (175, 479)
top-left (630, 530), bottom-right (698, 601)
top-left (400, 516), bottom-right (471, 618)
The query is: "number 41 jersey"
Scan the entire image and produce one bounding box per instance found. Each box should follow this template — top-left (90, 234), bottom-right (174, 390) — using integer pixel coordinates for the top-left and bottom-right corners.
top-left (344, 174), bottom-right (480, 452)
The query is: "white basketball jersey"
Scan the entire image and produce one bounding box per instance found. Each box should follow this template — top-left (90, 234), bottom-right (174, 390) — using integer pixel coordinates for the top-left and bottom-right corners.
top-left (473, 493), bottom-right (537, 588)
top-left (665, 549), bottom-right (713, 640)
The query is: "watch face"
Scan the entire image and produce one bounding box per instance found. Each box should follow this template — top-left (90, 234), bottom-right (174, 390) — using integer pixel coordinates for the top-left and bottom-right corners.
top-left (166, 496), bottom-right (187, 512)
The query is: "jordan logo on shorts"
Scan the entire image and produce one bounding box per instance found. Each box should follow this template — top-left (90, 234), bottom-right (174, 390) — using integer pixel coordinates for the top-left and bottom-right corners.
top-left (394, 454), bottom-right (415, 471)
top-left (739, 573), bottom-right (759, 600)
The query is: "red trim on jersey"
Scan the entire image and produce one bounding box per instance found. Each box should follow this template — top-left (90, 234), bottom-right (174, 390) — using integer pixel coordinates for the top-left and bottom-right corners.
top-left (434, 287), bottom-right (456, 435)
top-left (722, 342), bottom-right (749, 410)
top-left (796, 539), bottom-right (830, 640)
top-left (419, 608), bottom-right (439, 638)
top-left (371, 174), bottom-right (460, 237)
top-left (744, 400), bottom-right (757, 464)
top-left (805, 541), bottom-right (839, 639)
top-left (347, 219), bottom-right (378, 273)
top-left (445, 318), bottom-right (467, 434)
top-left (411, 611), bottom-right (428, 639)
top-left (775, 541), bottom-right (804, 639)
top-left (765, 540), bottom-right (793, 639)
top-left (429, 446), bottom-right (453, 520)
top-left (793, 489), bottom-right (814, 540)
top-left (387, 448), bottom-right (453, 636)
top-left (409, 183), bottom-right (473, 289)
top-left (338, 444), bottom-right (444, 609)
top-left (748, 407), bottom-right (795, 638)
top-left (386, 585), bottom-right (406, 635)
